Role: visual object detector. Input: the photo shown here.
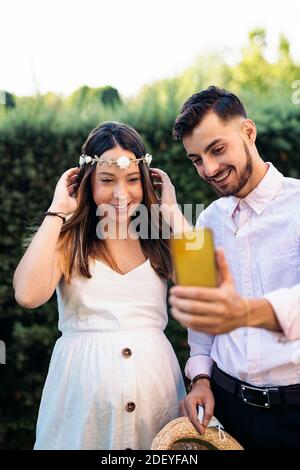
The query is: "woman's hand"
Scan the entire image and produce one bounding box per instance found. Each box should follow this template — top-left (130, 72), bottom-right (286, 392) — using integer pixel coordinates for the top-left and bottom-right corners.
top-left (150, 167), bottom-right (191, 233)
top-left (49, 167), bottom-right (81, 216)
top-left (150, 167), bottom-right (177, 207)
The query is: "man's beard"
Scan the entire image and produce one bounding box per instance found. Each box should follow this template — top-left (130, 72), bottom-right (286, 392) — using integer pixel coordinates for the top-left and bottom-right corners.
top-left (210, 142), bottom-right (253, 197)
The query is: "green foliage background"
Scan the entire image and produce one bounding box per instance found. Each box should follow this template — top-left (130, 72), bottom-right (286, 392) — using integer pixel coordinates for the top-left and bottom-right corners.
top-left (1, 30), bottom-right (300, 449)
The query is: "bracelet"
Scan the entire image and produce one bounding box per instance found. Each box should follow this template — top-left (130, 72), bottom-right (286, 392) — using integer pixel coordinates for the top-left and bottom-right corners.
top-left (241, 296), bottom-right (251, 327)
top-left (43, 211), bottom-right (66, 223)
top-left (189, 374), bottom-right (211, 391)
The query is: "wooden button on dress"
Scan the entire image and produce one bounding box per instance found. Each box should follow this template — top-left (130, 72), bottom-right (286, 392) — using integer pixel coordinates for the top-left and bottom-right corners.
top-left (122, 348), bottom-right (132, 358)
top-left (125, 402), bottom-right (136, 412)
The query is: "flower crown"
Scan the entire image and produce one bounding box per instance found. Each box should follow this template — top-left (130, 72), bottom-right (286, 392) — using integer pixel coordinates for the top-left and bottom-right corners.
top-left (79, 153), bottom-right (152, 169)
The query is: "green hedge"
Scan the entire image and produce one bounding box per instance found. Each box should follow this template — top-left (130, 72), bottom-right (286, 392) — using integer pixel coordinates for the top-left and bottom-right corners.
top-left (1, 92), bottom-right (300, 449)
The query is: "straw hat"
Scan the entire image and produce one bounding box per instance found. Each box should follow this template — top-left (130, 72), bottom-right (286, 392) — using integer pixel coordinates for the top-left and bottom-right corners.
top-left (151, 417), bottom-right (244, 450)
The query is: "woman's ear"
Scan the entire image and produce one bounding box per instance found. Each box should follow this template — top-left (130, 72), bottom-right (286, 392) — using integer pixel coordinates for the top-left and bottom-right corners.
top-left (243, 119), bottom-right (257, 144)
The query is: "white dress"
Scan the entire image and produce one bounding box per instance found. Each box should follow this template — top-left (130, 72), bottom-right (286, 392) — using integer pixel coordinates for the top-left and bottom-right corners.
top-left (34, 258), bottom-right (186, 450)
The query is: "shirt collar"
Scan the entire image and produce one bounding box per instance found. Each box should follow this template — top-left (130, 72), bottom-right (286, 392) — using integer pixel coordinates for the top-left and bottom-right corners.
top-left (228, 162), bottom-right (284, 217)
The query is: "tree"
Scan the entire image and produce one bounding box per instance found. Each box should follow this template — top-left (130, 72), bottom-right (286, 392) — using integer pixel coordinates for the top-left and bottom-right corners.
top-left (229, 28), bottom-right (273, 94)
top-left (67, 85), bottom-right (121, 108)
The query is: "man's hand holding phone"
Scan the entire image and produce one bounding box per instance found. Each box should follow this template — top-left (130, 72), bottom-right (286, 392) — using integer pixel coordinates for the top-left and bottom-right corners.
top-left (169, 244), bottom-right (249, 335)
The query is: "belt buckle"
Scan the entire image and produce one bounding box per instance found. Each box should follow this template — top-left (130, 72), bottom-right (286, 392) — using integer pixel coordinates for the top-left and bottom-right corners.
top-left (241, 384), bottom-right (270, 408)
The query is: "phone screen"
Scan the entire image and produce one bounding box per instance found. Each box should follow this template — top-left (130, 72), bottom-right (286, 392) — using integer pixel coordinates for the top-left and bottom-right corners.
top-left (170, 228), bottom-right (217, 287)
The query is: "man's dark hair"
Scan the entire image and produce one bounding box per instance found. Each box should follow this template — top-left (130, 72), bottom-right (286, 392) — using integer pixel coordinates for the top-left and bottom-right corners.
top-left (172, 86), bottom-right (247, 141)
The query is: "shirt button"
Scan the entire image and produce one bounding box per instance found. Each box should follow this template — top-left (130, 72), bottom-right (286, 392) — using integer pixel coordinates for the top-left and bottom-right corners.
top-left (122, 348), bottom-right (132, 358)
top-left (125, 402), bottom-right (136, 412)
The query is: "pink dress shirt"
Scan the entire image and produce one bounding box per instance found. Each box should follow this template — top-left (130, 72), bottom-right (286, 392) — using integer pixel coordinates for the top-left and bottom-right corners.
top-left (185, 162), bottom-right (300, 387)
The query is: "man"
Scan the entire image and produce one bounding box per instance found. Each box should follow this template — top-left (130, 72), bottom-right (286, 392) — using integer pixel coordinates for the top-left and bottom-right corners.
top-left (169, 86), bottom-right (300, 449)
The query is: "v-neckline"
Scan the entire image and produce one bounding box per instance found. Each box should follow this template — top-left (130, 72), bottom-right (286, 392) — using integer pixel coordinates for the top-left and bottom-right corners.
top-left (95, 258), bottom-right (150, 277)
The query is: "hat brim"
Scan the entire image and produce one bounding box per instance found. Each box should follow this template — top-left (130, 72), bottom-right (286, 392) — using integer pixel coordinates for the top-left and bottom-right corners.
top-left (151, 417), bottom-right (243, 450)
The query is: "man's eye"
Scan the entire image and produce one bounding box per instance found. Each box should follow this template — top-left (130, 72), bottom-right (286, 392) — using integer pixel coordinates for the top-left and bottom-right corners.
top-left (213, 146), bottom-right (224, 154)
top-left (193, 158), bottom-right (202, 165)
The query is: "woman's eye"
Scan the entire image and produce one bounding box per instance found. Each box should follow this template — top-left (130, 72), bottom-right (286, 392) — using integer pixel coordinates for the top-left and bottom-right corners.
top-left (100, 178), bottom-right (140, 183)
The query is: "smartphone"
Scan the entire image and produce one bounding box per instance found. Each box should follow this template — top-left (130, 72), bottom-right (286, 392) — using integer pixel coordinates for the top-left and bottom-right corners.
top-left (170, 228), bottom-right (217, 287)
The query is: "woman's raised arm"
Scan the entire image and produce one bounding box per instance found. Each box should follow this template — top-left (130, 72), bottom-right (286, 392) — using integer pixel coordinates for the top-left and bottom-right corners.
top-left (13, 167), bottom-right (80, 308)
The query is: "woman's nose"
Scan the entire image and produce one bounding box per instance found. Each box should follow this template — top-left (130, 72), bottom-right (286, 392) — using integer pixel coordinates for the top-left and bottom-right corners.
top-left (113, 183), bottom-right (129, 200)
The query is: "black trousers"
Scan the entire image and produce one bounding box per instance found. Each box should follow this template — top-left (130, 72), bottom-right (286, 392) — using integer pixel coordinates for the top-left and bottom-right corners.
top-left (211, 379), bottom-right (300, 450)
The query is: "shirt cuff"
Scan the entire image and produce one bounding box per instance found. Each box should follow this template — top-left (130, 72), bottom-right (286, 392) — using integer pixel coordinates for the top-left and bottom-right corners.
top-left (264, 288), bottom-right (300, 341)
top-left (184, 354), bottom-right (214, 380)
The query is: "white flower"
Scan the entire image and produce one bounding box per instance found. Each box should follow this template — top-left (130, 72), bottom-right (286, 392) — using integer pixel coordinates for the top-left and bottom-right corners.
top-left (117, 156), bottom-right (131, 169)
top-left (79, 155), bottom-right (86, 165)
top-left (79, 154), bottom-right (93, 165)
top-left (144, 153), bottom-right (152, 166)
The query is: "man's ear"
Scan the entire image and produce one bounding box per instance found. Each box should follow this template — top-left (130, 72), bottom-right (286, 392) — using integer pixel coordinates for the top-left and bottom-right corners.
top-left (243, 119), bottom-right (256, 144)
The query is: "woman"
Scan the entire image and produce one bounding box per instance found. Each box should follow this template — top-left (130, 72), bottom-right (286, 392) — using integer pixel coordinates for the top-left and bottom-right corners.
top-left (13, 121), bottom-right (189, 450)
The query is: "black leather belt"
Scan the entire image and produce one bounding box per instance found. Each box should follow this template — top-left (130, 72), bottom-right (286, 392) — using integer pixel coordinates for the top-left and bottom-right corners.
top-left (212, 364), bottom-right (300, 408)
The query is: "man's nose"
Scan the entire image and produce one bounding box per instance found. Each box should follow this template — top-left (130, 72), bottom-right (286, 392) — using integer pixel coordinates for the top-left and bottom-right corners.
top-left (203, 158), bottom-right (220, 179)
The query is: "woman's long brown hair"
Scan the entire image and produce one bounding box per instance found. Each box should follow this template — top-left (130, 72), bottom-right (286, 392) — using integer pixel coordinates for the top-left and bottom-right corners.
top-left (29, 122), bottom-right (173, 282)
